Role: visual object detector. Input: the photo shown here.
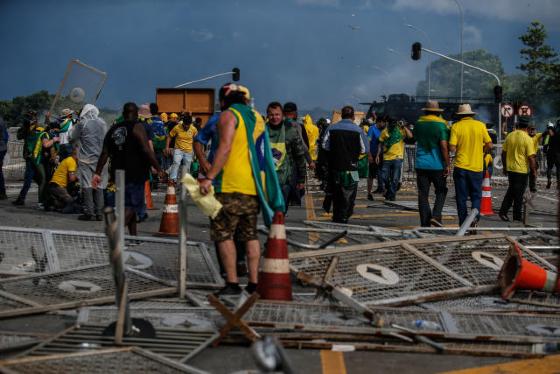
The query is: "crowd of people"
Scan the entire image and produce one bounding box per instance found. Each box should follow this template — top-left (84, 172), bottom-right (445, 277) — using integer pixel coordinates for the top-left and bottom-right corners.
top-left (2, 84), bottom-right (560, 295)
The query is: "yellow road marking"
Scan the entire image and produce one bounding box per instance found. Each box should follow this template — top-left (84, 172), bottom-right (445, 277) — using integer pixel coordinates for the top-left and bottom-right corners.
top-left (441, 354), bottom-right (560, 374)
top-left (305, 191), bottom-right (320, 242)
top-left (320, 350), bottom-right (347, 374)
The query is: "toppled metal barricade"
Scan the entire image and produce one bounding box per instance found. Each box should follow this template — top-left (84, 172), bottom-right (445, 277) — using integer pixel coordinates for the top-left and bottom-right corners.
top-left (0, 347), bottom-right (207, 374)
top-left (14, 324), bottom-right (217, 365)
top-left (290, 234), bottom-right (556, 306)
top-left (0, 226), bottom-right (223, 288)
top-left (0, 265), bottom-right (177, 318)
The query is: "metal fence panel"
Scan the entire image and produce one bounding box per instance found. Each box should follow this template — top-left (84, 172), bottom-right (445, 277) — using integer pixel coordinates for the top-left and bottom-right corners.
top-left (19, 324), bottom-right (217, 365)
top-left (0, 227), bottom-right (223, 288)
top-left (1, 347), bottom-right (207, 374)
top-left (290, 242), bottom-right (470, 306)
top-left (0, 265), bottom-right (176, 318)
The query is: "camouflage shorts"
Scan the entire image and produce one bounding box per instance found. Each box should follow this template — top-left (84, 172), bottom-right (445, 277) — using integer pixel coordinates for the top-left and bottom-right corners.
top-left (210, 193), bottom-right (260, 242)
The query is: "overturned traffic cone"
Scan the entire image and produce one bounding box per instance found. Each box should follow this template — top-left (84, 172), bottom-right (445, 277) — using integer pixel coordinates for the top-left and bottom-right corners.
top-left (498, 243), bottom-right (559, 300)
top-left (256, 212), bottom-right (292, 301)
top-left (155, 183), bottom-right (179, 236)
top-left (480, 170), bottom-right (494, 216)
top-left (145, 180), bottom-right (155, 210)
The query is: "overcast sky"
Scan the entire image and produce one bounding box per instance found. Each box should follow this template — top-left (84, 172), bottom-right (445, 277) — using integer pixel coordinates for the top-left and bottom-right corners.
top-left (1, 0), bottom-right (559, 112)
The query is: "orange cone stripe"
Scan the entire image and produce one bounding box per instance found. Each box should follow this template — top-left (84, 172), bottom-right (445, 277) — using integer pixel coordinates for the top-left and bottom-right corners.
top-left (262, 258), bottom-right (290, 273)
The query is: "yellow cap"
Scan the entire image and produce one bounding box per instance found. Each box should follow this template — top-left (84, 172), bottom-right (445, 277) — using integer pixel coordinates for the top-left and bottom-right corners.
top-left (160, 112), bottom-right (168, 122)
top-left (170, 113), bottom-right (178, 119)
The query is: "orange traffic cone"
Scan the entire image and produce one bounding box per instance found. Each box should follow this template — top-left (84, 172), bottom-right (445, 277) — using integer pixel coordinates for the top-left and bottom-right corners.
top-left (480, 170), bottom-right (494, 215)
top-left (145, 180), bottom-right (155, 210)
top-left (155, 182), bottom-right (179, 237)
top-left (256, 212), bottom-right (292, 301)
top-left (498, 243), bottom-right (559, 300)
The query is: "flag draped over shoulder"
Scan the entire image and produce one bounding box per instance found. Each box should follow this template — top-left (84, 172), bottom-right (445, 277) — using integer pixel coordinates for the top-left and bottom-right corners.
top-left (230, 104), bottom-right (285, 226)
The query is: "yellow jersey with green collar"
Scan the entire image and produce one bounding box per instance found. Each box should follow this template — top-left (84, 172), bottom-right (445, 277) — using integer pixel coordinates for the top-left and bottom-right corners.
top-left (214, 106), bottom-right (265, 196)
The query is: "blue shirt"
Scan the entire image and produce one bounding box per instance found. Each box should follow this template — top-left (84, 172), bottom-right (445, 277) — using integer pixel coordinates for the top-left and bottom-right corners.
top-left (193, 113), bottom-right (220, 163)
top-left (367, 125), bottom-right (381, 156)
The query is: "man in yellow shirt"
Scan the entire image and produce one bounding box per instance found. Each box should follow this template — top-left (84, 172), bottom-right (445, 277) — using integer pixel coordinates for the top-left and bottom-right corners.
top-left (47, 146), bottom-right (78, 213)
top-left (499, 116), bottom-right (537, 222)
top-left (528, 124), bottom-right (542, 192)
top-left (166, 116), bottom-right (198, 183)
top-left (449, 104), bottom-right (492, 225)
top-left (376, 118), bottom-right (412, 201)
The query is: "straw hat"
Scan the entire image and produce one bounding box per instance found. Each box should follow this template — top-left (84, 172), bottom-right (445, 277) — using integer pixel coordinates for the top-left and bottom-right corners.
top-left (421, 100), bottom-right (444, 112)
top-left (456, 104), bottom-right (476, 115)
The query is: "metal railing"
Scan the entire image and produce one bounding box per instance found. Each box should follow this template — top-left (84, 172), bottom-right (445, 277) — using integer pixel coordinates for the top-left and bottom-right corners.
top-left (401, 145), bottom-right (554, 182)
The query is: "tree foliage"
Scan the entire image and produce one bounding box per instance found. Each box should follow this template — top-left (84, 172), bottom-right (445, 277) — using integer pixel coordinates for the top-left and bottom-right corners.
top-left (0, 91), bottom-right (52, 127)
top-left (416, 49), bottom-right (505, 99)
top-left (517, 21), bottom-right (559, 114)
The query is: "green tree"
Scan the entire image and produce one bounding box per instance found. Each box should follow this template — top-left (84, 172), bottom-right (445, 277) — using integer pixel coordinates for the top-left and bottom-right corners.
top-left (416, 49), bottom-right (505, 100)
top-left (518, 20), bottom-right (558, 104)
top-left (0, 90), bottom-right (53, 127)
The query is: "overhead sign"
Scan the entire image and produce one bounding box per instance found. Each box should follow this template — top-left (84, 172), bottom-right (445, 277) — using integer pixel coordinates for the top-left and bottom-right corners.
top-left (518, 105), bottom-right (533, 116)
top-left (501, 104), bottom-right (514, 118)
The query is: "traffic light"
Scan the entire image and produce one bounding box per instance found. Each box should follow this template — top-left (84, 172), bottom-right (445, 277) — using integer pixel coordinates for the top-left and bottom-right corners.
top-left (232, 67), bottom-right (240, 81)
top-left (494, 85), bottom-right (503, 103)
top-left (411, 42), bottom-right (422, 60)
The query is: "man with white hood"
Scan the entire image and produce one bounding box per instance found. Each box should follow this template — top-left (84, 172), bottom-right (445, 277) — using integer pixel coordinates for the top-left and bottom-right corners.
top-left (69, 104), bottom-right (108, 221)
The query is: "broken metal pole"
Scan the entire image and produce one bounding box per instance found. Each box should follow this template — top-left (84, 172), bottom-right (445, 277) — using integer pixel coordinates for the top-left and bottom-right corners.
top-left (456, 208), bottom-right (479, 237)
top-left (116, 169), bottom-right (125, 250)
top-left (103, 205), bottom-right (132, 340)
top-left (178, 168), bottom-right (188, 299)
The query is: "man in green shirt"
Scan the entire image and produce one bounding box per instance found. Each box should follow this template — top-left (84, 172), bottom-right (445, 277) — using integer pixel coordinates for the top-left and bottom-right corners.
top-left (266, 102), bottom-right (307, 211)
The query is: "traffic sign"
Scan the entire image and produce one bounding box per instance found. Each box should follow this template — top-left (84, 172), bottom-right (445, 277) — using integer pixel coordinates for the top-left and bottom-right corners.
top-left (501, 104), bottom-right (514, 118)
top-left (518, 105), bottom-right (533, 116)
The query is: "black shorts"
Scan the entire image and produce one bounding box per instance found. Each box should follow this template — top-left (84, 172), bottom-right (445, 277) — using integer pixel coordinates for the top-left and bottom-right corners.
top-left (125, 182), bottom-right (145, 213)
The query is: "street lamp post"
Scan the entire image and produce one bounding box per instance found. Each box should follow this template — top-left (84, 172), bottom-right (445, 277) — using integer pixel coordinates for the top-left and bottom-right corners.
top-left (406, 24), bottom-right (432, 100)
top-left (453, 0), bottom-right (464, 101)
top-left (412, 43), bottom-right (502, 143)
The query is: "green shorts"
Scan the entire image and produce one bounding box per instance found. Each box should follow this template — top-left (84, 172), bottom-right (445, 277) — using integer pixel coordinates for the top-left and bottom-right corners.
top-left (210, 193), bottom-right (260, 242)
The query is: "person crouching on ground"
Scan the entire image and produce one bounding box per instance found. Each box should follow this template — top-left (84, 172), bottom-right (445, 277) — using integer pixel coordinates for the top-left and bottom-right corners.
top-left (47, 146), bottom-right (78, 213)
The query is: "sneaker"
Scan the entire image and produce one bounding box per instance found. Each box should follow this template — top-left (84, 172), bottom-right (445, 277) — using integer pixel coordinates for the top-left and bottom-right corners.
top-left (244, 282), bottom-right (258, 295)
top-left (12, 199), bottom-right (24, 206)
top-left (214, 283), bottom-right (242, 296)
top-left (430, 218), bottom-right (443, 227)
top-left (367, 193), bottom-right (374, 201)
top-left (499, 213), bottom-right (509, 222)
top-left (78, 214), bottom-right (94, 221)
